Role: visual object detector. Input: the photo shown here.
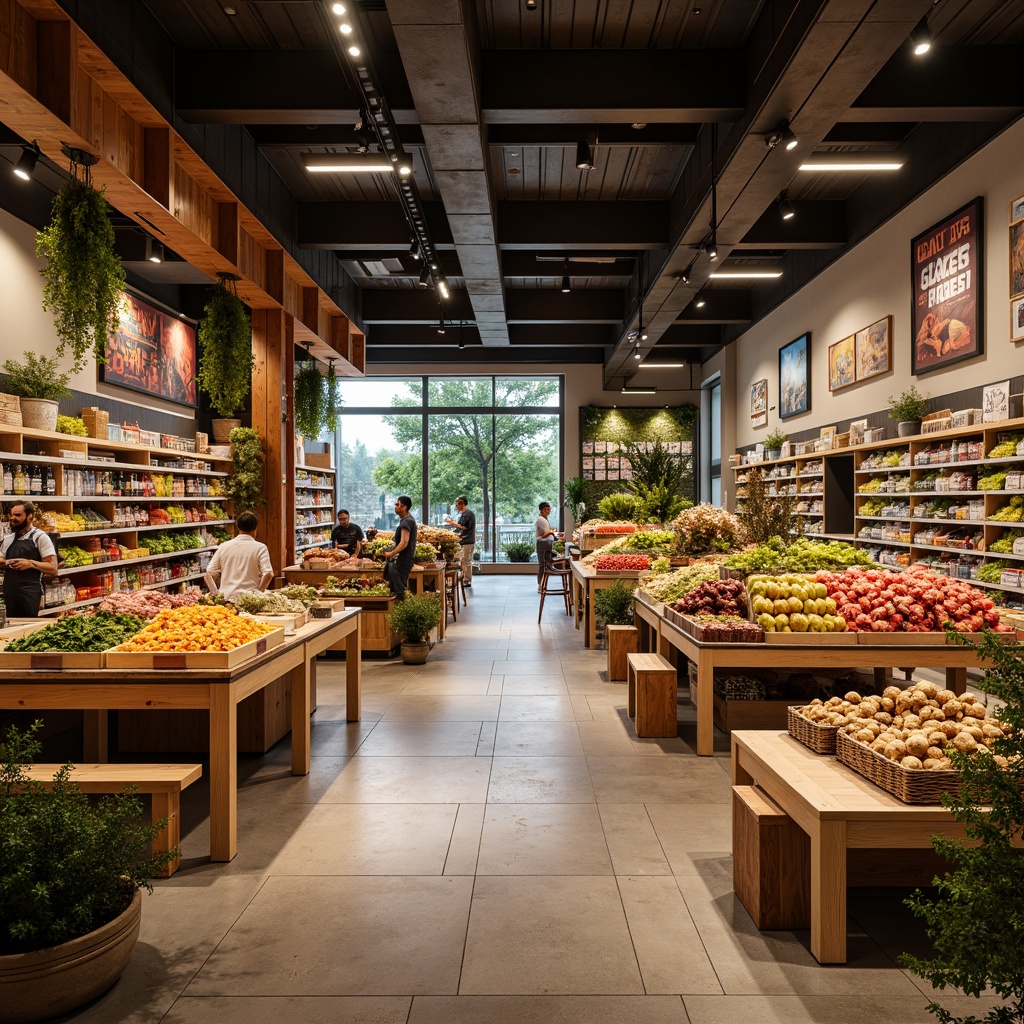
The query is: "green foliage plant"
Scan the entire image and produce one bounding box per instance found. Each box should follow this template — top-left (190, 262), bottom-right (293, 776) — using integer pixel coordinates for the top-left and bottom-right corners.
top-left (594, 580), bottom-right (636, 625)
top-left (563, 476), bottom-right (588, 521)
top-left (623, 438), bottom-right (687, 494)
top-left (598, 492), bottom-right (637, 521)
top-left (0, 720), bottom-right (176, 955)
top-left (196, 277), bottom-right (254, 417)
top-left (1, 352), bottom-right (73, 401)
top-left (888, 385), bottom-right (930, 423)
top-left (224, 426), bottom-right (265, 512)
top-left (736, 468), bottom-right (795, 545)
top-left (36, 171), bottom-right (126, 373)
top-left (295, 357), bottom-right (331, 439)
top-left (57, 414), bottom-right (87, 436)
top-left (900, 631), bottom-right (1024, 1024)
top-left (503, 540), bottom-right (535, 562)
top-left (764, 428), bottom-right (788, 453)
top-left (632, 481), bottom-right (690, 525)
top-left (387, 593), bottom-right (443, 644)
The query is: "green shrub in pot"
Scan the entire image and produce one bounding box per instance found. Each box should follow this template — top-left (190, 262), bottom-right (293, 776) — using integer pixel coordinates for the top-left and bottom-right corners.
top-left (1, 353), bottom-right (72, 402)
top-left (594, 579), bottom-right (637, 625)
top-left (597, 492), bottom-right (637, 521)
top-left (503, 540), bottom-right (535, 562)
top-left (387, 593), bottom-right (443, 644)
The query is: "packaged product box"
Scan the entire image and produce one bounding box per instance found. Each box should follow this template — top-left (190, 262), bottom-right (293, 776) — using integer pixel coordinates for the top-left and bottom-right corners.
top-left (81, 406), bottom-right (109, 439)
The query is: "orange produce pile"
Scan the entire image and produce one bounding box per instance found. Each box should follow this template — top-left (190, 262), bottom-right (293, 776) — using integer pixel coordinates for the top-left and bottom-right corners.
top-left (114, 605), bottom-right (276, 652)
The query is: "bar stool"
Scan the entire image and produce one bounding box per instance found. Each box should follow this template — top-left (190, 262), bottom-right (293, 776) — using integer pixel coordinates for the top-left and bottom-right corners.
top-left (458, 566), bottom-right (469, 606)
top-left (444, 568), bottom-right (459, 624)
top-left (538, 556), bottom-right (573, 622)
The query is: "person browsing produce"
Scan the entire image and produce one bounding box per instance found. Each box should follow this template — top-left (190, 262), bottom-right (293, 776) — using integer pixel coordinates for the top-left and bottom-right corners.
top-left (534, 501), bottom-right (561, 590)
top-left (204, 512), bottom-right (274, 599)
top-left (445, 495), bottom-right (476, 587)
top-left (331, 509), bottom-right (364, 557)
top-left (0, 502), bottom-right (57, 617)
top-left (381, 495), bottom-right (417, 599)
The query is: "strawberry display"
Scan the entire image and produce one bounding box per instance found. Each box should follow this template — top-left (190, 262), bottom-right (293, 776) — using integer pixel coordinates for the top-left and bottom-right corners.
top-left (594, 523), bottom-right (637, 534)
top-left (672, 578), bottom-right (747, 617)
top-left (593, 553), bottom-right (651, 571)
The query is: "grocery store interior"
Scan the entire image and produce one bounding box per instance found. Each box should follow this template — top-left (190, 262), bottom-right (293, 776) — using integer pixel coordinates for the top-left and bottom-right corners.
top-left (1, 1), bottom-right (1023, 1022)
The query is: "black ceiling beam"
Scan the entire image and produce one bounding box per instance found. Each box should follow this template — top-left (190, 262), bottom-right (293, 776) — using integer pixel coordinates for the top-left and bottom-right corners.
top-left (498, 202), bottom-right (668, 250)
top-left (362, 290), bottom-right (476, 323)
top-left (507, 290), bottom-right (624, 323)
top-left (174, 50), bottom-right (416, 124)
top-left (249, 124), bottom-right (426, 148)
top-left (653, 325), bottom-right (723, 347)
top-left (739, 201), bottom-right (846, 249)
top-left (366, 323), bottom-right (613, 347)
top-left (487, 124), bottom-right (700, 146)
top-left (367, 347), bottom-right (605, 365)
top-left (480, 50), bottom-right (744, 123)
top-left (848, 45), bottom-right (1024, 122)
top-left (674, 289), bottom-right (751, 324)
top-left (822, 122), bottom-right (914, 144)
top-left (298, 202), bottom-right (454, 249)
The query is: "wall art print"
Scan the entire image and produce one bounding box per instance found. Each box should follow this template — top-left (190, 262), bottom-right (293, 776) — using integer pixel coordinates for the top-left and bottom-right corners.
top-left (827, 336), bottom-right (855, 392)
top-left (1012, 295), bottom-right (1024, 343)
top-left (102, 290), bottom-right (197, 407)
top-left (750, 378), bottom-right (767, 427)
top-left (911, 197), bottom-right (983, 375)
top-left (855, 314), bottom-right (892, 382)
top-left (778, 332), bottom-right (810, 419)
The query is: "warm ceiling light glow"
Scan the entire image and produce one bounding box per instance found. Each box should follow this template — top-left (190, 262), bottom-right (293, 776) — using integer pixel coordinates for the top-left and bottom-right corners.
top-left (575, 139), bottom-right (593, 170)
top-left (694, 293), bottom-right (706, 308)
top-left (910, 17), bottom-right (932, 55)
top-left (709, 270), bottom-right (783, 279)
top-left (339, 23), bottom-right (353, 35)
top-left (799, 158), bottom-right (904, 171)
top-left (303, 154), bottom-right (394, 172)
top-left (778, 194), bottom-right (795, 221)
top-left (12, 141), bottom-right (39, 181)
top-left (146, 238), bottom-right (164, 264)
top-left (641, 362), bottom-right (685, 368)
top-left (347, 44), bottom-right (361, 57)
top-left (633, 349), bottom-right (643, 359)
top-left (622, 387), bottom-right (656, 394)
top-left (561, 273), bottom-right (570, 293)
top-left (437, 278), bottom-right (450, 300)
top-left (331, 3), bottom-right (346, 14)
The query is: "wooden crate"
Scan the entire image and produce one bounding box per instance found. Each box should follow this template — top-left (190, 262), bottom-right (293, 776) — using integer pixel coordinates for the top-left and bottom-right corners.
top-left (105, 628), bottom-right (285, 669)
top-left (80, 406), bottom-right (109, 438)
top-left (248, 610), bottom-right (308, 631)
top-left (332, 598), bottom-right (399, 653)
top-left (0, 623), bottom-right (106, 669)
top-left (713, 695), bottom-right (792, 733)
top-left (305, 451), bottom-right (334, 469)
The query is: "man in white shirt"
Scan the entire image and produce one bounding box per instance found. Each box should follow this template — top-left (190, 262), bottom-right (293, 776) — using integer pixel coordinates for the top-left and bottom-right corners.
top-left (534, 501), bottom-right (561, 591)
top-left (204, 512), bottom-right (274, 599)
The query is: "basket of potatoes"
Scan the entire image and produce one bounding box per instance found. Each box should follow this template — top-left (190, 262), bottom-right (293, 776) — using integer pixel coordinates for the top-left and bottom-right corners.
top-left (789, 693), bottom-right (884, 754)
top-left (834, 681), bottom-right (1013, 803)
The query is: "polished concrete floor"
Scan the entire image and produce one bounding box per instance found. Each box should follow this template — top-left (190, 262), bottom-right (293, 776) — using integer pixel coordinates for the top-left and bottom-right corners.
top-left (69, 576), bottom-right (994, 1023)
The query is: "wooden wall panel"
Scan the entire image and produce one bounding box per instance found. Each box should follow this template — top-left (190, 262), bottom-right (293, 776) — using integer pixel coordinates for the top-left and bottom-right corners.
top-left (265, 248), bottom-right (285, 305)
top-left (216, 201), bottom-right (239, 266)
top-left (36, 19), bottom-right (70, 123)
top-left (0, 0), bottom-right (39, 93)
top-left (172, 164), bottom-right (215, 247)
top-left (142, 127), bottom-right (171, 208)
top-left (238, 227), bottom-right (264, 294)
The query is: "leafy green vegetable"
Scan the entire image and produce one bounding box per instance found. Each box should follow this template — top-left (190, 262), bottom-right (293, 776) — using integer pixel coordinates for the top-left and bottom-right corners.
top-left (4, 613), bottom-right (146, 652)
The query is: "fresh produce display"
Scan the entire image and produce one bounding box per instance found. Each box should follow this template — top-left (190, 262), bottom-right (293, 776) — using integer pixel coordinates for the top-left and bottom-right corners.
top-left (96, 591), bottom-right (201, 617)
top-left (858, 497), bottom-right (888, 517)
top-left (976, 561), bottom-right (1010, 583)
top-left (724, 537), bottom-right (874, 575)
top-left (320, 582), bottom-right (391, 597)
top-left (978, 470), bottom-right (1008, 490)
top-left (416, 526), bottom-right (460, 562)
top-left (231, 590), bottom-right (307, 615)
top-left (803, 682), bottom-right (1015, 771)
top-left (747, 574), bottom-right (847, 633)
top-left (813, 566), bottom-right (1010, 633)
top-left (59, 546), bottom-right (93, 567)
top-left (300, 547), bottom-right (378, 568)
top-left (672, 503), bottom-right (744, 555)
top-left (679, 617), bottom-right (764, 643)
top-left (988, 436), bottom-right (1022, 458)
top-left (114, 605), bottom-right (276, 652)
top-left (636, 562), bottom-right (721, 604)
top-left (593, 553), bottom-right (650, 571)
top-left (278, 584), bottom-right (320, 607)
top-left (619, 529), bottom-right (675, 551)
top-left (362, 536), bottom-right (395, 561)
top-left (858, 477), bottom-right (884, 493)
top-left (145, 531), bottom-right (204, 555)
top-left (991, 496), bottom-right (1024, 522)
top-left (989, 529), bottom-right (1024, 553)
top-left (672, 578), bottom-right (747, 617)
top-left (4, 612), bottom-right (146, 652)
top-left (592, 522), bottom-right (636, 534)
top-left (56, 414), bottom-right (87, 436)
top-left (413, 542), bottom-right (440, 562)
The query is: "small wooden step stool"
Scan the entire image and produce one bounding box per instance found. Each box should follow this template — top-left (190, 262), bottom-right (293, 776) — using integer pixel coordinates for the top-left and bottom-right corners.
top-left (626, 652), bottom-right (677, 737)
top-left (607, 624), bottom-right (638, 681)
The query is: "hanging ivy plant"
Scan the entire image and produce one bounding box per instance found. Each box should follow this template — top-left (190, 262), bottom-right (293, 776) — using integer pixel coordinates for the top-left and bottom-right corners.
top-left (36, 163), bottom-right (126, 373)
top-left (195, 276), bottom-right (254, 417)
top-left (224, 426), bottom-right (265, 512)
top-left (294, 356), bottom-right (330, 439)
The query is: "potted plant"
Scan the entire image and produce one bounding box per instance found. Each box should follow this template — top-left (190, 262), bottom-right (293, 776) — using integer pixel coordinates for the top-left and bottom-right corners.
top-left (0, 720), bottom-right (176, 1023)
top-left (594, 579), bottom-right (636, 626)
top-left (764, 428), bottom-right (788, 461)
top-left (36, 159), bottom-right (126, 373)
top-left (223, 426), bottom-right (264, 513)
top-left (562, 476), bottom-right (588, 525)
top-left (387, 594), bottom-right (443, 664)
top-left (502, 540), bottom-right (535, 563)
top-left (597, 492), bottom-right (637, 522)
top-left (888, 385), bottom-right (929, 437)
top-left (1, 353), bottom-right (72, 432)
top-left (195, 275), bottom-right (254, 443)
top-left (294, 357), bottom-right (334, 441)
top-left (735, 468), bottom-right (795, 545)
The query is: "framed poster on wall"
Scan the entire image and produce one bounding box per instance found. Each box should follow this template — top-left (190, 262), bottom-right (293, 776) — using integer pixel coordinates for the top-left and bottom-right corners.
top-left (778, 332), bottom-right (810, 419)
top-left (750, 378), bottom-right (767, 427)
top-left (855, 315), bottom-right (892, 381)
top-left (101, 290), bottom-right (198, 407)
top-left (911, 197), bottom-right (983, 375)
top-left (827, 336), bottom-right (855, 391)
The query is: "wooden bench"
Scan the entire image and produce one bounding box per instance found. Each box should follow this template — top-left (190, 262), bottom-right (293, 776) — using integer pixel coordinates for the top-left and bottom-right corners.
top-left (626, 652), bottom-right (677, 737)
top-left (24, 763), bottom-right (203, 877)
top-left (607, 624), bottom-right (638, 681)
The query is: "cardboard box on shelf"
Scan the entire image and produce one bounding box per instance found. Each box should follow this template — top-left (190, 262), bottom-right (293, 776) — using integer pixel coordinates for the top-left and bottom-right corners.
top-left (305, 452), bottom-right (334, 469)
top-left (81, 406), bottom-right (109, 439)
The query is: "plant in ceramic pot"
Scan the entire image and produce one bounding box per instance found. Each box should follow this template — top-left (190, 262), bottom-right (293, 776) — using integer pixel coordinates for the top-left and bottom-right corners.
top-left (503, 540), bottom-right (535, 563)
top-left (764, 428), bottom-right (788, 460)
top-left (195, 274), bottom-right (254, 442)
top-left (35, 158), bottom-right (126, 373)
top-left (223, 426), bottom-right (264, 513)
top-left (387, 594), bottom-right (443, 664)
top-left (0, 720), bottom-right (176, 1023)
top-left (594, 579), bottom-right (637, 625)
top-left (1, 353), bottom-right (72, 432)
top-left (888, 385), bottom-right (929, 437)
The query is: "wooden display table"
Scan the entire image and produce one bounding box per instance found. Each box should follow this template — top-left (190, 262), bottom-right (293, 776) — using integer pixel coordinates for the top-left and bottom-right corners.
top-left (284, 564), bottom-right (447, 640)
top-left (731, 730), bottom-right (984, 964)
top-left (0, 609), bottom-right (361, 863)
top-left (657, 614), bottom-right (978, 757)
top-left (569, 562), bottom-right (646, 648)
top-left (633, 592), bottom-right (663, 653)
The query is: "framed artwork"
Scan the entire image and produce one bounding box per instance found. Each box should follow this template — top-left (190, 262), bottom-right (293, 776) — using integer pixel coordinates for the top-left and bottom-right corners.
top-left (819, 426), bottom-right (836, 449)
top-left (101, 290), bottom-right (197, 407)
top-left (779, 332), bottom-right (810, 419)
top-left (1012, 296), bottom-right (1024, 343)
top-left (827, 336), bottom-right (855, 391)
top-left (849, 418), bottom-right (869, 444)
top-left (983, 380), bottom-right (1010, 423)
top-left (1012, 194), bottom-right (1024, 224)
top-left (750, 378), bottom-right (767, 416)
top-left (911, 197), bottom-right (984, 375)
top-left (855, 315), bottom-right (892, 381)
top-left (1012, 217), bottom-right (1024, 298)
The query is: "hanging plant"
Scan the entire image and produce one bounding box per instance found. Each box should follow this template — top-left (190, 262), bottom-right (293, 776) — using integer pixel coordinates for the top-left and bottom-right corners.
top-left (195, 275), bottom-right (254, 417)
top-left (223, 426), bottom-right (265, 512)
top-left (325, 358), bottom-right (343, 426)
top-left (294, 354), bottom-right (331, 439)
top-left (35, 153), bottom-right (126, 372)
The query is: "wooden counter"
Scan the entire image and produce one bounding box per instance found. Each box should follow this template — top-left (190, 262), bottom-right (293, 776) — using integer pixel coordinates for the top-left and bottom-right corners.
top-left (569, 562), bottom-right (646, 648)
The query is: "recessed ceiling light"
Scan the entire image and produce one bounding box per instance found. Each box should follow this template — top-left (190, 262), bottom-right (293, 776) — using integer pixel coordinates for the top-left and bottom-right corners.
top-left (800, 157), bottom-right (904, 171)
top-left (347, 45), bottom-right (361, 57)
top-left (631, 123), bottom-right (646, 130)
top-left (709, 270), bottom-right (783, 279)
top-left (331, 3), bottom-right (346, 14)
top-left (339, 23), bottom-right (353, 35)
top-left (223, 5), bottom-right (237, 14)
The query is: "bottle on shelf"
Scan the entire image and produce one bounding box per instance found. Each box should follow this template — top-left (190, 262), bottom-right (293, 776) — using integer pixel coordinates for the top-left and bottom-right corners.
top-left (13, 465), bottom-right (27, 496)
top-left (2, 463), bottom-right (10, 494)
top-left (44, 466), bottom-right (55, 495)
top-left (29, 465), bottom-right (41, 496)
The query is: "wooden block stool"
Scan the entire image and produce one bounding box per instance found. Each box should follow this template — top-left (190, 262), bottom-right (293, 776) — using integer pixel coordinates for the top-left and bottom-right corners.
top-left (607, 624), bottom-right (638, 681)
top-left (626, 652), bottom-right (677, 737)
top-left (732, 785), bottom-right (810, 929)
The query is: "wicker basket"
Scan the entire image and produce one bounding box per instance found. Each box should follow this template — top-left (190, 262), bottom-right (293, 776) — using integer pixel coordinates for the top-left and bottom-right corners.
top-left (787, 705), bottom-right (839, 754)
top-left (836, 730), bottom-right (959, 804)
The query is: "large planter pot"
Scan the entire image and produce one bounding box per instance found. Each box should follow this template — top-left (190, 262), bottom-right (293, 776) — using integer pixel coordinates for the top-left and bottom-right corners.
top-left (0, 889), bottom-right (142, 1024)
top-left (897, 420), bottom-right (920, 437)
top-left (766, 448), bottom-right (781, 461)
top-left (211, 417), bottom-right (241, 443)
top-left (18, 398), bottom-right (58, 432)
top-left (400, 640), bottom-right (430, 665)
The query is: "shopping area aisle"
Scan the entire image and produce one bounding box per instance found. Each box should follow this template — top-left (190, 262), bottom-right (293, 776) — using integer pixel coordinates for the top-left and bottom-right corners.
top-left (71, 576), bottom-right (985, 1024)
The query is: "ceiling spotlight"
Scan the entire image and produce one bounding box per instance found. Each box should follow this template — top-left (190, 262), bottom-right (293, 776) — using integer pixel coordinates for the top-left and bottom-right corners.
top-left (145, 237), bottom-right (164, 264)
top-left (437, 277), bottom-right (450, 300)
top-left (418, 265), bottom-right (431, 287)
top-left (561, 259), bottom-right (571, 293)
top-left (695, 292), bottom-right (706, 309)
top-left (304, 153), bottom-right (394, 173)
top-left (525, 0), bottom-right (537, 9)
top-left (575, 139), bottom-right (594, 171)
top-left (765, 121), bottom-right (798, 152)
top-left (12, 141), bottom-right (40, 181)
top-left (634, 347), bottom-right (642, 360)
top-left (331, 3), bottom-right (346, 14)
top-left (631, 123), bottom-right (647, 130)
top-left (223, 5), bottom-right (237, 14)
top-left (409, 239), bottom-right (420, 261)
top-left (910, 17), bottom-right (932, 56)
top-left (459, 336), bottom-right (466, 350)
top-left (437, 317), bottom-right (445, 335)
top-left (347, 44), bottom-right (361, 57)
top-left (778, 193), bottom-right (796, 221)
top-left (707, 236), bottom-right (718, 261)
top-left (339, 22), bottom-right (353, 35)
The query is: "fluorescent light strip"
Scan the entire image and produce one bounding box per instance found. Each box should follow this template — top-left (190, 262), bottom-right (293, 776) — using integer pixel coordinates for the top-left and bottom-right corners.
top-left (709, 270), bottom-right (783, 279)
top-left (304, 154), bottom-right (394, 173)
top-left (640, 362), bottom-right (684, 368)
top-left (622, 387), bottom-right (656, 395)
top-left (799, 159), bottom-right (904, 171)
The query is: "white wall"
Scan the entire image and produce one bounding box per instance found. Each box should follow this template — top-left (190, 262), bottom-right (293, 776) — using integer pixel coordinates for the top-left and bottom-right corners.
top-left (726, 116), bottom-right (1024, 450)
top-left (0, 207), bottom-right (197, 424)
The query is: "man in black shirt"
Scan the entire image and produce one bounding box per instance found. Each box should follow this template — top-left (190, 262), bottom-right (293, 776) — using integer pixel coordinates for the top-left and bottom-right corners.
top-left (382, 495), bottom-right (417, 599)
top-left (331, 509), bottom-right (364, 557)
top-left (445, 495), bottom-right (476, 588)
